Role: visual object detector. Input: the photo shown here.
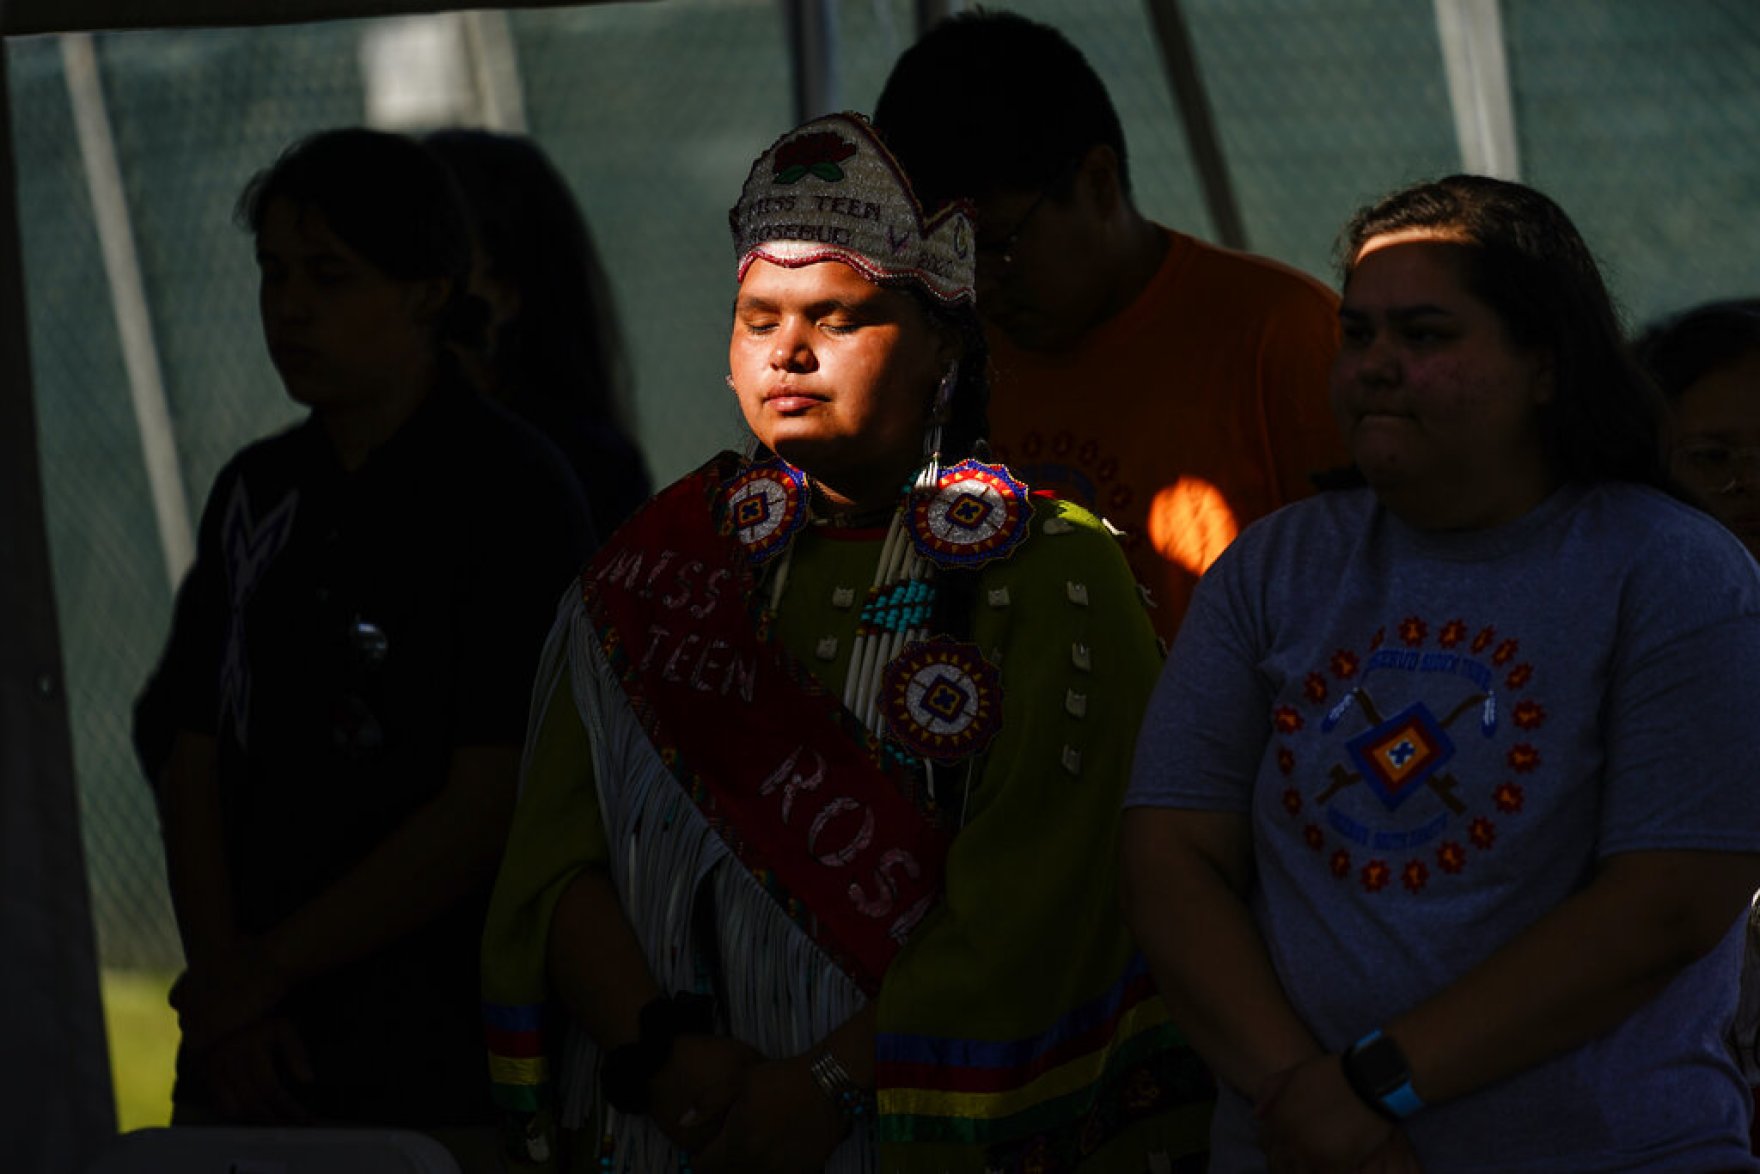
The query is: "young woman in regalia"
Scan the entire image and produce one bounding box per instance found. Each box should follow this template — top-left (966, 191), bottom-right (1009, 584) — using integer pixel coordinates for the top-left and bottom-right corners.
top-left (481, 113), bottom-right (1213, 1173)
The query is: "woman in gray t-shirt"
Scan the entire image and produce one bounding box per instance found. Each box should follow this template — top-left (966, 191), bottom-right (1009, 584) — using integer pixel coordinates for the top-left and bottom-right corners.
top-left (1123, 175), bottom-right (1760, 1173)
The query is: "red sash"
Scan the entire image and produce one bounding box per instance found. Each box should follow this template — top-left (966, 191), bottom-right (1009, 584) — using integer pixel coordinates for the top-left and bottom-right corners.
top-left (580, 455), bottom-right (948, 995)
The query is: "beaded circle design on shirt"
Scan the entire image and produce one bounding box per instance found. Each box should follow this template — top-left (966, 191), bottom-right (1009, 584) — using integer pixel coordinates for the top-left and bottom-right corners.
top-left (1277, 617), bottom-right (1546, 897)
top-left (725, 458), bottom-right (809, 565)
top-left (908, 459), bottom-right (1032, 570)
top-left (881, 635), bottom-right (1004, 764)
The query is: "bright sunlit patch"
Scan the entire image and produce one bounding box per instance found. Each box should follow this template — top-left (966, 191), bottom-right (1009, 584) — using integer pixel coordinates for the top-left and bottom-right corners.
top-left (1147, 477), bottom-right (1239, 576)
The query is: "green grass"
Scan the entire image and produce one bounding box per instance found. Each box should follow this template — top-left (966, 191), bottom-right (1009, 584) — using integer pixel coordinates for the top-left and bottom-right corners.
top-left (101, 968), bottom-right (179, 1131)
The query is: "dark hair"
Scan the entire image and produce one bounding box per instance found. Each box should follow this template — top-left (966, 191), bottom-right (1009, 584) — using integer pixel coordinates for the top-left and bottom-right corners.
top-left (873, 8), bottom-right (1129, 210)
top-left (237, 127), bottom-right (484, 348)
top-left (1339, 174), bottom-right (1669, 490)
top-left (911, 293), bottom-right (991, 650)
top-left (422, 129), bottom-right (636, 435)
top-left (1634, 298), bottom-right (1760, 403)
top-left (922, 298), bottom-right (991, 464)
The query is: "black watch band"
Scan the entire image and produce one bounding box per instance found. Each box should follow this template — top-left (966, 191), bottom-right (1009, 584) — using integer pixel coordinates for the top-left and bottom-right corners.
top-left (1340, 1029), bottom-right (1424, 1121)
top-left (600, 991), bottom-right (716, 1115)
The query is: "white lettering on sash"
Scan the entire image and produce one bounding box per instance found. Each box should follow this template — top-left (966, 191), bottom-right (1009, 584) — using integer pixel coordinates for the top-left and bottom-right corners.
top-left (757, 745), bottom-right (931, 928)
top-left (599, 547), bottom-right (645, 589)
top-left (640, 550), bottom-right (679, 598)
top-left (759, 745), bottom-right (826, 824)
top-left (639, 624), bottom-right (758, 701)
top-left (662, 632), bottom-right (702, 683)
top-left (659, 560), bottom-right (703, 610)
top-left (808, 797), bottom-right (876, 867)
top-left (639, 624), bottom-right (671, 673)
top-left (848, 847), bottom-right (921, 919)
top-left (689, 568), bottom-right (731, 619)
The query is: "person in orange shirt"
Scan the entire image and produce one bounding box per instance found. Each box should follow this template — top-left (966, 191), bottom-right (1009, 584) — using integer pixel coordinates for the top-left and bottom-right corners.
top-left (875, 9), bottom-right (1345, 643)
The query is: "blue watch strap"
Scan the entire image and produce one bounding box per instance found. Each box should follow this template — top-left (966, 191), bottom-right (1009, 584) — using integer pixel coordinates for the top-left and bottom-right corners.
top-left (1345, 1028), bottom-right (1425, 1121)
top-left (1381, 1077), bottom-right (1424, 1119)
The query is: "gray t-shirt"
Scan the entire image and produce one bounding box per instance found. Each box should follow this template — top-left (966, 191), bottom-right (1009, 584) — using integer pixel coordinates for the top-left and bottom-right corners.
top-left (1128, 482), bottom-right (1760, 1172)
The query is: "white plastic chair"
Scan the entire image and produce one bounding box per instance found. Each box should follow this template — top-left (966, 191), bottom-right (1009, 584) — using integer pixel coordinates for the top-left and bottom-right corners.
top-left (85, 1126), bottom-right (463, 1173)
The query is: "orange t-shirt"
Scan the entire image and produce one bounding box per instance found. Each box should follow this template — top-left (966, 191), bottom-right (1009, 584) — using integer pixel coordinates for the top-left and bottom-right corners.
top-left (987, 228), bottom-right (1346, 645)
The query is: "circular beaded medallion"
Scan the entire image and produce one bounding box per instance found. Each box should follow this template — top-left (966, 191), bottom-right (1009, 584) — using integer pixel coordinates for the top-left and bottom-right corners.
top-left (882, 636), bottom-right (1003, 763)
top-left (723, 459), bottom-right (809, 564)
top-left (908, 459), bottom-right (1031, 569)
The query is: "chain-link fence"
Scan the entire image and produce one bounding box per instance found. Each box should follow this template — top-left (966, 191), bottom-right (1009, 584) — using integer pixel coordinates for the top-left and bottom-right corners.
top-left (9, 0), bottom-right (1760, 974)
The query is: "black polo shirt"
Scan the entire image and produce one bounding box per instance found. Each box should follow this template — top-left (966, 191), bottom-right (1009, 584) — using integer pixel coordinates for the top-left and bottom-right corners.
top-left (141, 379), bottom-right (595, 1125)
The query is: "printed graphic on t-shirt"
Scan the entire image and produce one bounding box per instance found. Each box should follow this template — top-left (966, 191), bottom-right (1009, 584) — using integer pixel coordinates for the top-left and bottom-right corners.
top-left (216, 478), bottom-right (298, 750)
top-left (1273, 616), bottom-right (1548, 896)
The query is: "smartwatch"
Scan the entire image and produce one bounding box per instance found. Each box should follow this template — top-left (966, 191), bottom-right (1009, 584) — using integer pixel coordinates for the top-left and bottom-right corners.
top-left (1340, 1028), bottom-right (1424, 1120)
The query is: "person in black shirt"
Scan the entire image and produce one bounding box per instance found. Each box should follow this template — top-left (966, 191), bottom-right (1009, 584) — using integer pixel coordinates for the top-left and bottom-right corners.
top-left (133, 128), bottom-right (595, 1164)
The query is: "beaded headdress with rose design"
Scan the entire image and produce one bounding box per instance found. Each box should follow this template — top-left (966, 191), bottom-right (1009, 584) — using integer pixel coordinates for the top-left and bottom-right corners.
top-left (730, 111), bottom-right (975, 306)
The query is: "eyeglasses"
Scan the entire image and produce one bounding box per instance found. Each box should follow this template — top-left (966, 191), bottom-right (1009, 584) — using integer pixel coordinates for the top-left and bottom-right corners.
top-left (974, 161), bottom-right (1079, 268)
top-left (976, 188), bottom-right (1055, 269)
top-left (1673, 441), bottom-right (1760, 492)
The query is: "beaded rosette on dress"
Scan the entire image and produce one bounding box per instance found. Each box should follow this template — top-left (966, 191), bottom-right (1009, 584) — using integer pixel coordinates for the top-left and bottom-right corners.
top-left (723, 459), bottom-right (809, 565)
top-left (907, 459), bottom-right (1032, 569)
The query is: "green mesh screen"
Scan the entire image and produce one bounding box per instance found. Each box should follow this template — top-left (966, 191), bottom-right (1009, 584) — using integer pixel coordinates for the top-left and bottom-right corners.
top-left (1504, 0), bottom-right (1760, 323)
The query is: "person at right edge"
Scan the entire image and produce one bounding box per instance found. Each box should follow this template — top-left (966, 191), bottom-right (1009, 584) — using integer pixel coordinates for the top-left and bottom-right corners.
top-left (874, 9), bottom-right (1346, 646)
top-left (1123, 173), bottom-right (1760, 1171)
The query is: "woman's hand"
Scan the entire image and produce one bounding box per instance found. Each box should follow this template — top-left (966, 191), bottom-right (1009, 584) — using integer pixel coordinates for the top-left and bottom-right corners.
top-left (648, 1034), bottom-right (763, 1154)
top-left (1121, 808), bottom-right (1328, 1095)
top-left (192, 1015), bottom-right (314, 1125)
top-left (691, 1055), bottom-right (850, 1174)
top-left (1255, 1055), bottom-right (1398, 1174)
top-left (171, 939), bottom-right (292, 1055)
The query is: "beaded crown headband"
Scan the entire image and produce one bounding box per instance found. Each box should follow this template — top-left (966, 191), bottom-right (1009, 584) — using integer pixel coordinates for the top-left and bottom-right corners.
top-left (730, 112), bottom-right (975, 306)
